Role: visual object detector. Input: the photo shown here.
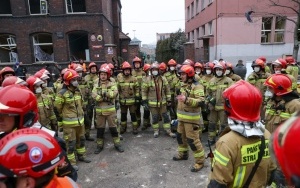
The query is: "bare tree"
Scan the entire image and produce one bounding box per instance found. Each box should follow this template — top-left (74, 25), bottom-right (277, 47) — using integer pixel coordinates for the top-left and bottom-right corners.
top-left (268, 0), bottom-right (300, 60)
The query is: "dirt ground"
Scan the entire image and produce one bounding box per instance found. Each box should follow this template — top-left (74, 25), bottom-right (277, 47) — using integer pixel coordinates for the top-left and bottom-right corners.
top-left (75, 123), bottom-right (212, 188)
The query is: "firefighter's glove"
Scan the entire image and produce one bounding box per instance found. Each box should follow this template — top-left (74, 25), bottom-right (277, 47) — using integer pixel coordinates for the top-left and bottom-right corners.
top-left (142, 100), bottom-right (149, 111)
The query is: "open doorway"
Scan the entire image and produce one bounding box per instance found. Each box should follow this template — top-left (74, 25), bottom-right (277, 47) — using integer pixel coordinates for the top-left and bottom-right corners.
top-left (68, 31), bottom-right (88, 61)
top-left (203, 38), bottom-right (209, 62)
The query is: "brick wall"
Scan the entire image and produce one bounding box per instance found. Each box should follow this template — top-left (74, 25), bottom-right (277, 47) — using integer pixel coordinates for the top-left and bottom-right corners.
top-left (184, 42), bottom-right (195, 61)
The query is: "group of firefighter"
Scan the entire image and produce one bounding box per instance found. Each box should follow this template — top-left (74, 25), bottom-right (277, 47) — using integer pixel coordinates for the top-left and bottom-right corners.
top-left (0, 54), bottom-right (300, 187)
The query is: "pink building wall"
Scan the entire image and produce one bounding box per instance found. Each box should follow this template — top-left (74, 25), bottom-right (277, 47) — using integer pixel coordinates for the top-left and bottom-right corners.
top-left (185, 0), bottom-right (299, 62)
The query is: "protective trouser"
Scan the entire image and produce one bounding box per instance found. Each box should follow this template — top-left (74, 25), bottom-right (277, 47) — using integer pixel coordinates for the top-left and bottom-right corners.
top-left (176, 121), bottom-right (205, 166)
top-left (120, 105), bottom-right (138, 133)
top-left (95, 113), bottom-right (120, 145)
top-left (208, 109), bottom-right (227, 141)
top-left (63, 125), bottom-right (86, 165)
top-left (149, 105), bottom-right (170, 132)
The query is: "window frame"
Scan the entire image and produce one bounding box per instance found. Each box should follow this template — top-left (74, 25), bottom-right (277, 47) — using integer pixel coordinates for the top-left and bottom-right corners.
top-left (32, 33), bottom-right (54, 63)
top-left (261, 16), bottom-right (285, 44)
top-left (65, 0), bottom-right (86, 14)
top-left (28, 0), bottom-right (48, 15)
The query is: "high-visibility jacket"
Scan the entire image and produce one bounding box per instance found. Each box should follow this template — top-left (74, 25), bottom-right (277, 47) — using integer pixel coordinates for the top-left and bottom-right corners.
top-left (209, 130), bottom-right (276, 188)
top-left (286, 64), bottom-right (299, 80)
top-left (92, 79), bottom-right (118, 116)
top-left (207, 76), bottom-right (233, 110)
top-left (142, 75), bottom-right (171, 107)
top-left (36, 93), bottom-right (57, 129)
top-left (45, 175), bottom-right (79, 188)
top-left (164, 71), bottom-right (178, 95)
top-left (53, 78), bottom-right (63, 94)
top-left (227, 73), bottom-right (241, 82)
top-left (117, 73), bottom-right (139, 105)
top-left (54, 87), bottom-right (84, 127)
top-left (246, 71), bottom-right (271, 96)
top-left (84, 73), bottom-right (98, 101)
top-left (201, 74), bottom-right (214, 93)
top-left (177, 81), bottom-right (205, 124)
top-left (265, 98), bottom-right (300, 133)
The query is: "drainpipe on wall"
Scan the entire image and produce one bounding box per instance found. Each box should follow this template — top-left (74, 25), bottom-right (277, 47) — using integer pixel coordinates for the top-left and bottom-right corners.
top-left (215, 0), bottom-right (218, 60)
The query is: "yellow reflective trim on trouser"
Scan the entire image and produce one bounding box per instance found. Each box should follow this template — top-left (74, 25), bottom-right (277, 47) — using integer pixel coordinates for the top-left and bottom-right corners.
top-left (67, 153), bottom-right (76, 160)
top-left (214, 150), bottom-right (229, 166)
top-left (194, 150), bottom-right (205, 158)
top-left (163, 123), bottom-right (170, 129)
top-left (152, 123), bottom-right (159, 129)
top-left (62, 117), bottom-right (84, 125)
top-left (76, 147), bottom-right (86, 155)
top-left (177, 113), bottom-right (200, 121)
top-left (178, 146), bottom-right (189, 152)
top-left (266, 109), bottom-right (275, 115)
top-left (233, 166), bottom-right (246, 188)
top-left (280, 112), bottom-right (291, 119)
top-left (149, 101), bottom-right (166, 105)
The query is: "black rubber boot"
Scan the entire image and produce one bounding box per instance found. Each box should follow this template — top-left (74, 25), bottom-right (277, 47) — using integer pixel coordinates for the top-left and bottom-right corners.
top-left (78, 156), bottom-right (91, 163)
top-left (173, 152), bottom-right (189, 161)
top-left (94, 145), bottom-right (103, 154)
top-left (114, 144), bottom-right (124, 153)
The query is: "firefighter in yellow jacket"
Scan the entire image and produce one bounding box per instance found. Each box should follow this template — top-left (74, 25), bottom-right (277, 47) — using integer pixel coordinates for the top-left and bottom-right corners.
top-left (132, 57), bottom-right (147, 127)
top-left (285, 56), bottom-right (299, 81)
top-left (141, 62), bottom-right (176, 138)
top-left (55, 69), bottom-right (91, 168)
top-left (164, 59), bottom-right (179, 120)
top-left (117, 61), bottom-right (140, 134)
top-left (92, 65), bottom-right (124, 154)
top-left (208, 80), bottom-right (281, 188)
top-left (83, 62), bottom-right (99, 141)
top-left (173, 65), bottom-right (206, 172)
top-left (26, 76), bottom-right (57, 131)
top-left (206, 62), bottom-right (233, 146)
top-left (264, 74), bottom-right (300, 133)
top-left (224, 62), bottom-right (241, 82)
top-left (246, 58), bottom-right (271, 121)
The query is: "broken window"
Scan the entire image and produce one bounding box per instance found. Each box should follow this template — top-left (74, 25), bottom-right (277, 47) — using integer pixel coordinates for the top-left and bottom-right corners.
top-left (32, 33), bottom-right (54, 62)
top-left (0, 0), bottom-right (12, 15)
top-left (261, 17), bottom-right (272, 43)
top-left (0, 34), bottom-right (18, 63)
top-left (65, 0), bottom-right (86, 13)
top-left (28, 0), bottom-right (48, 15)
top-left (68, 31), bottom-right (89, 61)
top-left (274, 17), bottom-right (285, 43)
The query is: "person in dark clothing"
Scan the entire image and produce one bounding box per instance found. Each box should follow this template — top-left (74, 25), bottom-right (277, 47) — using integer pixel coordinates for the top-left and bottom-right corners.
top-left (233, 59), bottom-right (247, 80)
top-left (13, 62), bottom-right (27, 79)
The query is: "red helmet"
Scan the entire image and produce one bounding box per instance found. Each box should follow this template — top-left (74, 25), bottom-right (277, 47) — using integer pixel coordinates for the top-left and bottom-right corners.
top-left (26, 76), bottom-right (44, 92)
top-left (122, 61), bottom-right (132, 70)
top-left (2, 76), bottom-right (27, 87)
top-left (285, 56), bottom-right (296, 65)
top-left (168, 59), bottom-right (177, 66)
top-left (88, 62), bottom-right (97, 69)
top-left (34, 70), bottom-right (50, 81)
top-left (132, 57), bottom-right (141, 63)
top-left (60, 68), bottom-right (68, 76)
top-left (108, 63), bottom-right (114, 70)
top-left (1, 67), bottom-right (15, 78)
top-left (63, 69), bottom-right (79, 86)
top-left (159, 62), bottom-right (167, 71)
top-left (70, 63), bottom-right (83, 72)
top-left (0, 128), bottom-right (64, 178)
top-left (143, 64), bottom-right (151, 72)
top-left (252, 59), bottom-right (265, 69)
top-left (223, 80), bottom-right (262, 122)
top-left (271, 112), bottom-right (300, 185)
top-left (183, 59), bottom-right (194, 67)
top-left (194, 62), bottom-right (203, 69)
top-left (258, 56), bottom-right (267, 63)
top-left (150, 62), bottom-right (159, 70)
top-left (272, 58), bottom-right (287, 69)
top-left (225, 62), bottom-right (234, 70)
top-left (99, 64), bottom-right (111, 78)
top-left (264, 74), bottom-right (292, 96)
top-left (100, 63), bottom-right (108, 70)
top-left (0, 85), bottom-right (38, 129)
top-left (204, 62), bottom-right (214, 69)
top-left (213, 62), bottom-right (226, 70)
top-left (180, 65), bottom-right (195, 77)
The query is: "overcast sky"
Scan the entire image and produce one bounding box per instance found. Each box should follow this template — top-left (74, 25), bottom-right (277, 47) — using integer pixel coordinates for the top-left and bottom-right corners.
top-left (121, 0), bottom-right (185, 45)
